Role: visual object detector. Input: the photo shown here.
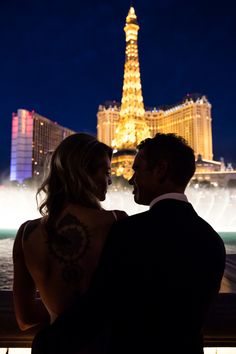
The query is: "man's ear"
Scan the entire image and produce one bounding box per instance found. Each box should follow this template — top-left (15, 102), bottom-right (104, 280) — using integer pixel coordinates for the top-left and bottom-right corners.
top-left (153, 160), bottom-right (168, 182)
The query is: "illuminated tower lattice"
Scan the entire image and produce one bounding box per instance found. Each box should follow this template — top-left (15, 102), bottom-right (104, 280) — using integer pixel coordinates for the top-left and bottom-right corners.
top-left (112, 7), bottom-right (150, 150)
top-left (97, 6), bottom-right (217, 180)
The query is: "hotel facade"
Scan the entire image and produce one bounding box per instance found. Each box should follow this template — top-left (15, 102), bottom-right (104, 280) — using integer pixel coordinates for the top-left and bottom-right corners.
top-left (98, 94), bottom-right (213, 161)
top-left (10, 109), bottom-right (75, 183)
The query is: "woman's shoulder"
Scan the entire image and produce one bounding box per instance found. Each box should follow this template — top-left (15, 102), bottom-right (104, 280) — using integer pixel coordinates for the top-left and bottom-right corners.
top-left (15, 218), bottom-right (43, 244)
top-left (24, 218), bottom-right (43, 239)
top-left (13, 218), bottom-right (41, 259)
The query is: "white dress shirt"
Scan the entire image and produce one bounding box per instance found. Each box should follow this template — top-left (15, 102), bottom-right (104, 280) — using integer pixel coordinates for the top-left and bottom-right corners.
top-left (150, 193), bottom-right (189, 209)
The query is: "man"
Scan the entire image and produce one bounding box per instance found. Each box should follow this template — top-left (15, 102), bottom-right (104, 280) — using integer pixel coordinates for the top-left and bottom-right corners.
top-left (33, 133), bottom-right (225, 354)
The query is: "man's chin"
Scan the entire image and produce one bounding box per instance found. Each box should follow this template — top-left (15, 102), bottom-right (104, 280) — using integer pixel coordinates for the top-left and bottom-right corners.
top-left (134, 194), bottom-right (148, 206)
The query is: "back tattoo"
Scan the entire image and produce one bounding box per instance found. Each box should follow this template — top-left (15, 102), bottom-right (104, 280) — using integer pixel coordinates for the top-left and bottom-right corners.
top-left (47, 213), bottom-right (91, 285)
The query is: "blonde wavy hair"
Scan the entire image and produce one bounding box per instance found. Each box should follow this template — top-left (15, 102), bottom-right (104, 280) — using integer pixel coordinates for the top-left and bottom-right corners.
top-left (37, 133), bottom-right (112, 228)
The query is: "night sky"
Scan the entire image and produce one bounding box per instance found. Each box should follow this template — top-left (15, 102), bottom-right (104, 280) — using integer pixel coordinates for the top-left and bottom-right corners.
top-left (0, 0), bottom-right (235, 175)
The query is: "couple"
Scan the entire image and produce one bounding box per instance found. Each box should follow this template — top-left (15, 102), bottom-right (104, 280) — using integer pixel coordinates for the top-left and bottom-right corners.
top-left (13, 132), bottom-right (226, 354)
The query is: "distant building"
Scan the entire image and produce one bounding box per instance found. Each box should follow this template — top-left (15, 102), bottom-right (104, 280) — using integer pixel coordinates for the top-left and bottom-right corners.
top-left (10, 109), bottom-right (75, 183)
top-left (195, 154), bottom-right (221, 173)
top-left (145, 93), bottom-right (213, 161)
top-left (97, 101), bottom-right (120, 149)
top-left (97, 7), bottom-right (216, 179)
top-left (98, 94), bottom-right (213, 161)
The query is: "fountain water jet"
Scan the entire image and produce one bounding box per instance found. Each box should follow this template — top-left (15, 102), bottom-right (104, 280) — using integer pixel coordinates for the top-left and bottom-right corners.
top-left (0, 185), bottom-right (235, 292)
top-left (0, 186), bottom-right (236, 232)
top-left (103, 186), bottom-right (236, 232)
top-left (0, 187), bottom-right (40, 230)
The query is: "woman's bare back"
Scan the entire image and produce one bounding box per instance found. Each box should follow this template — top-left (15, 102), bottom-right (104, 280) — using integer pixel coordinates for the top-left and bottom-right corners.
top-left (21, 205), bottom-right (127, 321)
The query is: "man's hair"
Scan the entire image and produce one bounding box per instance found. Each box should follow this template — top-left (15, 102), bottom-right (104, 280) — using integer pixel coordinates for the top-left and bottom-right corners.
top-left (37, 133), bottom-right (112, 227)
top-left (137, 133), bottom-right (196, 187)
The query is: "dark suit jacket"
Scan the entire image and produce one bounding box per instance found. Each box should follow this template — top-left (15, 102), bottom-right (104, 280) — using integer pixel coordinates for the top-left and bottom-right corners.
top-left (33, 199), bottom-right (226, 354)
top-left (87, 199), bottom-right (225, 354)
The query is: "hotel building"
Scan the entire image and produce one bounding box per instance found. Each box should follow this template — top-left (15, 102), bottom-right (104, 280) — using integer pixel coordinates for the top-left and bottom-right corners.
top-left (10, 109), bottom-right (75, 183)
top-left (97, 7), bottom-right (218, 179)
top-left (98, 93), bottom-right (214, 160)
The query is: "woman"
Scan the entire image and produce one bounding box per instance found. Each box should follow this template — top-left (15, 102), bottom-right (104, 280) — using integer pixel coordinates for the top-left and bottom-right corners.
top-left (13, 133), bottom-right (127, 332)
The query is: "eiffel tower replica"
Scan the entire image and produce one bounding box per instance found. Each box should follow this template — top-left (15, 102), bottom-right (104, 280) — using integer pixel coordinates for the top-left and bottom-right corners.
top-left (112, 7), bottom-right (150, 180)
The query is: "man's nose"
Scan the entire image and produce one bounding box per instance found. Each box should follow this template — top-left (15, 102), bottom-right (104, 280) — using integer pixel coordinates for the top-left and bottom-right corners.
top-left (108, 176), bottom-right (112, 185)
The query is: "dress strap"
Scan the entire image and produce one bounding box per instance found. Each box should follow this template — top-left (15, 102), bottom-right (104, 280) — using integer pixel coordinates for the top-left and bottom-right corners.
top-left (21, 221), bottom-right (31, 246)
top-left (111, 210), bottom-right (118, 221)
top-left (21, 218), bottom-right (41, 244)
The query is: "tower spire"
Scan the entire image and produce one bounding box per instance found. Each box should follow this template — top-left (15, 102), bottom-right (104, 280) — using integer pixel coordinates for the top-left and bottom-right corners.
top-left (112, 6), bottom-right (150, 149)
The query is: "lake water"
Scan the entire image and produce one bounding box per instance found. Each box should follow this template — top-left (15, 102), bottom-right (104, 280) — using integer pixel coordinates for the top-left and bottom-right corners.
top-left (1, 229), bottom-right (236, 291)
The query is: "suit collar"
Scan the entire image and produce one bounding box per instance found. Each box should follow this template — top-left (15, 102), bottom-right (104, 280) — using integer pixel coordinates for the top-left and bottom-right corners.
top-left (150, 193), bottom-right (188, 209)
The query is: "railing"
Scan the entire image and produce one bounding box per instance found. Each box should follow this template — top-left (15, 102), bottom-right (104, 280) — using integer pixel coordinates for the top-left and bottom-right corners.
top-left (0, 291), bottom-right (34, 347)
top-left (0, 291), bottom-right (236, 348)
top-left (204, 293), bottom-right (236, 347)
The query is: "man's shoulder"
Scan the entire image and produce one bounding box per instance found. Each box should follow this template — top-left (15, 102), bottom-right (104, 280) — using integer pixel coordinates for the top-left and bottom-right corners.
top-left (112, 209), bottom-right (150, 229)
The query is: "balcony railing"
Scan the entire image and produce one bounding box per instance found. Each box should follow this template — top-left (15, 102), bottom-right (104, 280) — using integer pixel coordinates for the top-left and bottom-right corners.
top-left (0, 291), bottom-right (236, 348)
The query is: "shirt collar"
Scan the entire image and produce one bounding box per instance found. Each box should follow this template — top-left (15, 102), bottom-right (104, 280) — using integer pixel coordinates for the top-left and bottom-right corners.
top-left (150, 193), bottom-right (189, 209)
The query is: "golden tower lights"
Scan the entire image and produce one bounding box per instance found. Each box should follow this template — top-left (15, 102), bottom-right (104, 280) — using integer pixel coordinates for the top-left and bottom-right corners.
top-left (112, 7), bottom-right (150, 150)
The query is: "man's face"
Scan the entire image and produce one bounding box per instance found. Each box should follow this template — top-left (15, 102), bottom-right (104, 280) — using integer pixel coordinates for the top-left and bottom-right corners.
top-left (129, 149), bottom-right (157, 205)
